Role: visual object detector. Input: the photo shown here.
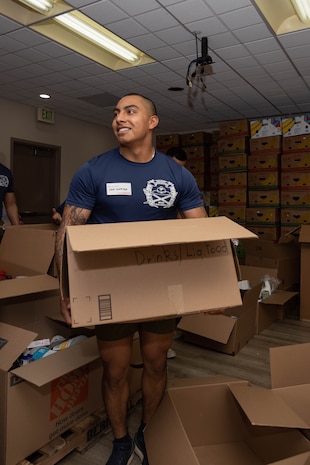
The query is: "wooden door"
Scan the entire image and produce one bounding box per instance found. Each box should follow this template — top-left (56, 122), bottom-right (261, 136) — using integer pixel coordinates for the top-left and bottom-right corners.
top-left (11, 138), bottom-right (60, 224)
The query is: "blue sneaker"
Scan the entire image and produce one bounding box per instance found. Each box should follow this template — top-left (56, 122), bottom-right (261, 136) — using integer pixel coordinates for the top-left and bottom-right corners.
top-left (134, 429), bottom-right (149, 465)
top-left (106, 437), bottom-right (134, 465)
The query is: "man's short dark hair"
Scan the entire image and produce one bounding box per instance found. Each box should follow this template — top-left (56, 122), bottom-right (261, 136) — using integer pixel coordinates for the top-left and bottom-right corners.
top-left (123, 93), bottom-right (158, 116)
top-left (166, 147), bottom-right (187, 162)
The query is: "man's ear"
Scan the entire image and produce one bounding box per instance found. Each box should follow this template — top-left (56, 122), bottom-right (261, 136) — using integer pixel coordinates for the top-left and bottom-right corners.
top-left (149, 115), bottom-right (159, 129)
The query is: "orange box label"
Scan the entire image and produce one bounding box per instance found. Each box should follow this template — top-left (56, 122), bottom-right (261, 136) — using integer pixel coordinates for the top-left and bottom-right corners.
top-left (50, 365), bottom-right (89, 421)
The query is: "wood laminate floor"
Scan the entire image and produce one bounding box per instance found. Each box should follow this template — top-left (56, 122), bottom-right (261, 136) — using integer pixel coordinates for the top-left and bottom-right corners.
top-left (58, 318), bottom-right (310, 465)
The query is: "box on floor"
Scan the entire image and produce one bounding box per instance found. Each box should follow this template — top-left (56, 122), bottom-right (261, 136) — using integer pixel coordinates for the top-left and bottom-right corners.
top-left (61, 217), bottom-right (257, 328)
top-left (178, 282), bottom-right (260, 355)
top-left (240, 265), bottom-right (299, 333)
top-left (0, 226), bottom-right (142, 465)
top-left (145, 342), bottom-right (310, 465)
top-left (0, 226), bottom-right (59, 298)
top-left (0, 302), bottom-right (142, 465)
top-left (178, 263), bottom-right (298, 355)
top-left (299, 225), bottom-right (310, 321)
top-left (241, 237), bottom-right (300, 291)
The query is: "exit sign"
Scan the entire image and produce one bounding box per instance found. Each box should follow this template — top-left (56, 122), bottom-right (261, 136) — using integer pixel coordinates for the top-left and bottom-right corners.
top-left (37, 107), bottom-right (55, 124)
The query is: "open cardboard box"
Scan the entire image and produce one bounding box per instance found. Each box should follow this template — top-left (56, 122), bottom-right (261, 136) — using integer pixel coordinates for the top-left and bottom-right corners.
top-left (0, 225), bottom-right (142, 465)
top-left (0, 226), bottom-right (59, 299)
top-left (145, 364), bottom-right (310, 465)
top-left (178, 282), bottom-right (260, 355)
top-left (177, 262), bottom-right (298, 355)
top-left (61, 217), bottom-right (257, 328)
top-left (0, 297), bottom-right (142, 465)
top-left (299, 225), bottom-right (310, 321)
top-left (240, 265), bottom-right (299, 333)
top-left (241, 237), bottom-right (300, 291)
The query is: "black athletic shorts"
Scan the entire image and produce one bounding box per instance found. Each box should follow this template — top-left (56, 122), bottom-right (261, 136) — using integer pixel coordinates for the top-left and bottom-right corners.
top-left (95, 318), bottom-right (177, 341)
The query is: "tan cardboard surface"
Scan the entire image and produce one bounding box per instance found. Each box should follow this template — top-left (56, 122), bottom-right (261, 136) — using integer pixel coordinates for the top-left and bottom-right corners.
top-left (66, 217), bottom-right (258, 252)
top-left (229, 383), bottom-right (309, 429)
top-left (270, 453), bottom-right (310, 465)
top-left (299, 226), bottom-right (310, 320)
top-left (0, 226), bottom-right (58, 299)
top-left (299, 225), bottom-right (310, 243)
top-left (0, 322), bottom-right (37, 371)
top-left (145, 379), bottom-right (310, 465)
top-left (178, 313), bottom-right (236, 344)
top-left (65, 218), bottom-right (256, 327)
top-left (270, 343), bottom-right (310, 389)
top-left (0, 227), bottom-right (56, 274)
top-left (11, 335), bottom-right (99, 387)
top-left (0, 274), bottom-right (59, 299)
top-left (178, 282), bottom-right (260, 355)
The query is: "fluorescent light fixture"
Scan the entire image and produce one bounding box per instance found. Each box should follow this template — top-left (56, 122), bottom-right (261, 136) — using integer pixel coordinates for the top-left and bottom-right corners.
top-left (55, 12), bottom-right (138, 63)
top-left (17, 0), bottom-right (54, 14)
top-left (254, 0), bottom-right (310, 34)
top-left (291, 0), bottom-right (310, 23)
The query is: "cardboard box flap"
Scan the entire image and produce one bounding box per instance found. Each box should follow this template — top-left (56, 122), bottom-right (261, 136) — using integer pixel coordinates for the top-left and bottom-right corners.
top-left (0, 227), bottom-right (56, 274)
top-left (299, 225), bottom-right (310, 243)
top-left (270, 343), bottom-right (310, 389)
top-left (0, 275), bottom-right (59, 299)
top-left (240, 264), bottom-right (278, 287)
top-left (0, 322), bottom-right (37, 371)
top-left (242, 238), bottom-right (300, 260)
top-left (270, 452), bottom-right (310, 465)
top-left (178, 313), bottom-right (236, 344)
top-left (262, 291), bottom-right (299, 306)
top-left (229, 383), bottom-right (310, 429)
top-left (66, 217), bottom-right (257, 252)
top-left (11, 336), bottom-right (99, 387)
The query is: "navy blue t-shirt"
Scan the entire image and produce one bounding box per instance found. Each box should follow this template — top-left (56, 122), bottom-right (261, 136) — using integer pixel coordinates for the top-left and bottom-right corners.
top-left (0, 163), bottom-right (14, 218)
top-left (66, 149), bottom-right (203, 223)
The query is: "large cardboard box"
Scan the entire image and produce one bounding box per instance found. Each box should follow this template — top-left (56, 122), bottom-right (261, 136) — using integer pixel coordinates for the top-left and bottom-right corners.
top-left (178, 283), bottom-right (259, 355)
top-left (62, 217), bottom-right (257, 328)
top-left (0, 296), bottom-right (142, 465)
top-left (179, 263), bottom-right (298, 351)
top-left (145, 375), bottom-right (310, 465)
top-left (240, 265), bottom-right (298, 333)
top-left (0, 226), bottom-right (142, 465)
top-left (299, 225), bottom-right (310, 321)
top-left (0, 226), bottom-right (59, 298)
top-left (241, 238), bottom-right (300, 291)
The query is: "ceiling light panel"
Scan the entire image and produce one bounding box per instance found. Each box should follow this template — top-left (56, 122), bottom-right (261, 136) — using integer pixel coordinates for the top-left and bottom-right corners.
top-left (30, 10), bottom-right (155, 70)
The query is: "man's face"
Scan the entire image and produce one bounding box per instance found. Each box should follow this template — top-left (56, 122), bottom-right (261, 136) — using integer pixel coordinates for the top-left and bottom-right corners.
top-left (112, 95), bottom-right (158, 145)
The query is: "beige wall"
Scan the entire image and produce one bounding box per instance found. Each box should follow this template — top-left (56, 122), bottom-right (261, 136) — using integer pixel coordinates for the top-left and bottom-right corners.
top-left (0, 97), bottom-right (116, 200)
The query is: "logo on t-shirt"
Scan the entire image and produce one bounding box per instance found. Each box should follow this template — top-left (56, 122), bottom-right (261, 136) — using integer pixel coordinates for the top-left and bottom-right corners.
top-left (143, 179), bottom-right (178, 208)
top-left (0, 175), bottom-right (9, 188)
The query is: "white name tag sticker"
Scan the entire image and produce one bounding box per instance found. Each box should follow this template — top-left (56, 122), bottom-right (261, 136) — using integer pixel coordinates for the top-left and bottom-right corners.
top-left (106, 182), bottom-right (132, 196)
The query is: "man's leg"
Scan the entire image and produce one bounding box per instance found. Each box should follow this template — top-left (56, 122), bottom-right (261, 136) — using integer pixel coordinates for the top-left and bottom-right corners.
top-left (134, 325), bottom-right (174, 465)
top-left (139, 329), bottom-right (174, 423)
top-left (97, 335), bottom-right (133, 438)
top-left (97, 334), bottom-right (135, 465)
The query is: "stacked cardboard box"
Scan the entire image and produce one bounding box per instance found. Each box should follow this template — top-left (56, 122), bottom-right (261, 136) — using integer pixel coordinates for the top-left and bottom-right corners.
top-left (155, 133), bottom-right (181, 154)
top-left (246, 136), bottom-right (282, 242)
top-left (217, 120), bottom-right (250, 224)
top-left (281, 135), bottom-right (310, 237)
top-left (180, 131), bottom-right (212, 191)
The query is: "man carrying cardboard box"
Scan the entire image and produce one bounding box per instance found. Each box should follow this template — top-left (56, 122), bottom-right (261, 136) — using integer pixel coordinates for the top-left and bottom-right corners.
top-left (55, 93), bottom-right (207, 465)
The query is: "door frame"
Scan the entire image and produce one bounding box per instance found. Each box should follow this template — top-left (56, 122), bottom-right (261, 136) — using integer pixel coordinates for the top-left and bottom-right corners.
top-left (10, 137), bottom-right (61, 218)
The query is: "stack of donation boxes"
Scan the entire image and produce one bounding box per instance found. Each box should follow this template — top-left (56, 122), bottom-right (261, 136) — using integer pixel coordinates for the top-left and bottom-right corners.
top-left (145, 342), bottom-right (310, 465)
top-left (179, 235), bottom-right (300, 355)
top-left (0, 226), bottom-right (143, 465)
